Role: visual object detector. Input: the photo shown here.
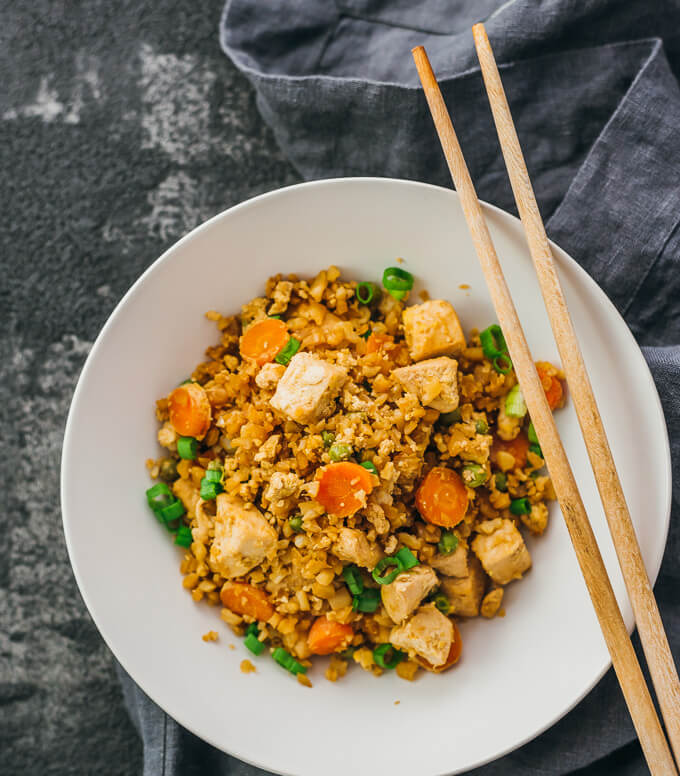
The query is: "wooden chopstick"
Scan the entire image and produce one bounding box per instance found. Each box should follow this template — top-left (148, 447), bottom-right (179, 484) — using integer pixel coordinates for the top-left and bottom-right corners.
top-left (472, 22), bottom-right (680, 766)
top-left (412, 45), bottom-right (677, 776)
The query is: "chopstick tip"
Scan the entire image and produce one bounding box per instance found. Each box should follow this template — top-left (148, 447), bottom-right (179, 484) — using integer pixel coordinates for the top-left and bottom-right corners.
top-left (471, 23), bottom-right (487, 44)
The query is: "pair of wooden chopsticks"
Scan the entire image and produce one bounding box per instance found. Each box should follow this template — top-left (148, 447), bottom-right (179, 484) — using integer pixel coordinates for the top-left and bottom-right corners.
top-left (413, 26), bottom-right (680, 776)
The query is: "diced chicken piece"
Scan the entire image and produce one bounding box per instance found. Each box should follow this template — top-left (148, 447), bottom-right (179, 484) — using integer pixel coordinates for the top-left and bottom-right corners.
top-left (172, 477), bottom-right (200, 519)
top-left (381, 565), bottom-right (439, 624)
top-left (393, 357), bottom-right (459, 413)
top-left (402, 300), bottom-right (466, 361)
top-left (430, 540), bottom-right (469, 578)
top-left (270, 352), bottom-right (347, 425)
top-left (480, 587), bottom-right (504, 618)
top-left (263, 471), bottom-right (302, 503)
top-left (471, 518), bottom-right (532, 585)
top-left (255, 362), bottom-right (286, 390)
top-left (333, 527), bottom-right (383, 569)
top-left (210, 494), bottom-right (277, 578)
top-left (521, 502), bottom-right (549, 535)
top-left (390, 603), bottom-right (454, 668)
top-left (440, 555), bottom-right (486, 617)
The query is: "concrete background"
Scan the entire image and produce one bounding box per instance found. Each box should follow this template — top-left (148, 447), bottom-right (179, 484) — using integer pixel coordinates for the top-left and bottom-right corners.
top-left (0, 2), bottom-right (297, 773)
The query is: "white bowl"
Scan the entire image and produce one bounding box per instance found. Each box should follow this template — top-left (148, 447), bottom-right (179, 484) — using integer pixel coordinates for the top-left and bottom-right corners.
top-left (61, 178), bottom-right (671, 776)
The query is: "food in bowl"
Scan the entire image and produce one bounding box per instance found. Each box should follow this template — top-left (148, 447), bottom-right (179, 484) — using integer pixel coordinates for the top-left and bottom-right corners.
top-left (145, 265), bottom-right (564, 683)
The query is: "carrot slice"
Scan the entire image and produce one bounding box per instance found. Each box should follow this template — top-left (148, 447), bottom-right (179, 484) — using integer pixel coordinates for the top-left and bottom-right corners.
top-left (307, 616), bottom-right (354, 655)
top-left (168, 383), bottom-right (212, 439)
top-left (416, 622), bottom-right (463, 673)
top-left (415, 467), bottom-right (468, 528)
top-left (490, 432), bottom-right (530, 470)
top-left (536, 361), bottom-right (564, 410)
top-left (220, 582), bottom-right (274, 622)
top-left (240, 318), bottom-right (289, 366)
top-left (316, 462), bottom-right (374, 518)
top-left (365, 332), bottom-right (394, 355)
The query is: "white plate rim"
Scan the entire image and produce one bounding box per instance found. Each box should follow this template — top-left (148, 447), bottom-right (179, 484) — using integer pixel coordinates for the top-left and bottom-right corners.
top-left (60, 176), bottom-right (672, 775)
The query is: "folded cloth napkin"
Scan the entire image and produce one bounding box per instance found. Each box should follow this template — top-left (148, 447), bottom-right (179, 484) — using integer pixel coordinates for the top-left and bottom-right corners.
top-left (119, 0), bottom-right (680, 773)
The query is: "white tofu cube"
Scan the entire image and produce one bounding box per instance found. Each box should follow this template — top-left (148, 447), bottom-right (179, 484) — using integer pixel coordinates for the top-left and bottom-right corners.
top-left (439, 554), bottom-right (486, 617)
top-left (381, 565), bottom-right (438, 624)
top-left (270, 352), bottom-right (346, 425)
top-left (403, 300), bottom-right (466, 361)
top-left (210, 494), bottom-right (278, 578)
top-left (392, 357), bottom-right (459, 412)
top-left (471, 518), bottom-right (531, 585)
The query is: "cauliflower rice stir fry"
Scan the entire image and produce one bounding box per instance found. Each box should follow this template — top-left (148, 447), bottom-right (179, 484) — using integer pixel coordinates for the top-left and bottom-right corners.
top-left (146, 266), bottom-right (565, 682)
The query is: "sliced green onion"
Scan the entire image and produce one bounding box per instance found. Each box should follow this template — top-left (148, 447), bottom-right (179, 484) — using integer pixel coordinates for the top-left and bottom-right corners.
top-left (480, 324), bottom-right (507, 359)
top-left (244, 633), bottom-right (265, 655)
top-left (340, 647), bottom-right (356, 659)
top-left (273, 647), bottom-right (307, 675)
top-left (246, 622), bottom-right (259, 637)
top-left (179, 378), bottom-right (193, 385)
top-left (360, 461), bottom-right (378, 476)
top-left (321, 430), bottom-right (335, 448)
top-left (505, 384), bottom-right (527, 418)
top-left (177, 437), bottom-right (197, 460)
top-left (382, 267), bottom-right (414, 300)
top-left (527, 422), bottom-right (539, 445)
top-left (360, 329), bottom-right (372, 340)
top-left (200, 478), bottom-right (223, 501)
top-left (274, 336), bottom-right (301, 366)
top-left (268, 314), bottom-right (282, 320)
top-left (461, 463), bottom-right (487, 488)
top-left (475, 419), bottom-right (489, 434)
top-left (353, 588), bottom-right (380, 613)
top-left (204, 467), bottom-right (223, 483)
top-left (433, 594), bottom-right (450, 615)
top-left (438, 409), bottom-right (462, 425)
top-left (342, 565), bottom-right (364, 596)
top-left (329, 442), bottom-right (352, 462)
top-left (356, 282), bottom-right (377, 304)
top-left (493, 354), bottom-right (513, 374)
top-left (438, 530), bottom-right (459, 556)
top-left (395, 547), bottom-right (418, 571)
top-left (289, 515), bottom-right (303, 533)
top-left (494, 472), bottom-right (508, 492)
top-left (372, 557), bottom-right (401, 585)
top-left (529, 443), bottom-right (543, 458)
top-left (373, 643), bottom-right (406, 670)
top-left (174, 525), bottom-right (192, 547)
top-left (510, 497), bottom-right (531, 515)
top-left (159, 499), bottom-right (186, 522)
top-left (146, 482), bottom-right (174, 511)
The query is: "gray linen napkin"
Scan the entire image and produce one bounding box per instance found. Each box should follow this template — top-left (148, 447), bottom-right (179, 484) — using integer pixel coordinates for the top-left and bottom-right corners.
top-left (119, 1), bottom-right (680, 773)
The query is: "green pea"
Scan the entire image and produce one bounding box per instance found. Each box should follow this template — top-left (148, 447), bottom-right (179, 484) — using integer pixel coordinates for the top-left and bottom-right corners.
top-left (329, 443), bottom-right (352, 462)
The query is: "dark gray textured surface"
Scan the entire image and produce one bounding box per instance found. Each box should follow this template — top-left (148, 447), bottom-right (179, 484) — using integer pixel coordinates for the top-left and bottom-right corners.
top-left (1, 2), bottom-right (297, 774)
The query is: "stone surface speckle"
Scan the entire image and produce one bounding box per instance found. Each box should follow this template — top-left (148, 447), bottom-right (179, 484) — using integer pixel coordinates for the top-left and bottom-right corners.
top-left (1, 2), bottom-right (298, 773)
